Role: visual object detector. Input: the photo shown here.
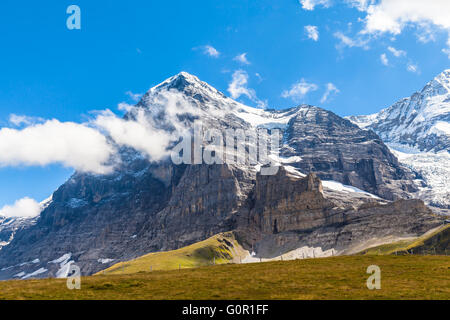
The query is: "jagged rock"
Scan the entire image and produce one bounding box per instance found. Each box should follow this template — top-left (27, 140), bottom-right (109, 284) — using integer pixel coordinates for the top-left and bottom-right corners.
top-left (282, 106), bottom-right (418, 200)
top-left (238, 170), bottom-right (440, 258)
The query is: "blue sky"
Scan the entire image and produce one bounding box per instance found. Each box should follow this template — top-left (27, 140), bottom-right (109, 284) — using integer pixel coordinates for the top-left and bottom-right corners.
top-left (0, 0), bottom-right (449, 210)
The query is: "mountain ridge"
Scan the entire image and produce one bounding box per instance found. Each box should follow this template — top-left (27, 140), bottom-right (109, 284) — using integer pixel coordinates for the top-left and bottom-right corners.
top-left (0, 71), bottom-right (445, 280)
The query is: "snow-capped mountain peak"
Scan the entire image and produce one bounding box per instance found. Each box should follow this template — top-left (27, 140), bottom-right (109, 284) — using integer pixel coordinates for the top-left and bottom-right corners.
top-left (348, 69), bottom-right (450, 152)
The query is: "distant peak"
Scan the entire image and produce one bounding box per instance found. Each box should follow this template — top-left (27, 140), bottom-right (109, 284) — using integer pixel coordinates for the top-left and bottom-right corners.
top-left (425, 69), bottom-right (450, 93)
top-left (137, 72), bottom-right (230, 108)
top-left (152, 71), bottom-right (202, 91)
top-left (436, 69), bottom-right (450, 79)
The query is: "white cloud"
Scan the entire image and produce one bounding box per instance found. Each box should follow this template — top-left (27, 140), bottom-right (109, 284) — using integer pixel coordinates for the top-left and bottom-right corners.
top-left (416, 24), bottom-right (437, 43)
top-left (407, 63), bottom-right (419, 73)
top-left (0, 197), bottom-right (41, 218)
top-left (0, 120), bottom-right (115, 174)
top-left (94, 108), bottom-right (174, 162)
top-left (317, 1), bottom-right (450, 58)
top-left (387, 46), bottom-right (406, 57)
top-left (228, 70), bottom-right (254, 99)
top-left (443, 44), bottom-right (450, 59)
top-left (227, 70), bottom-right (266, 108)
top-left (345, 0), bottom-right (375, 11)
top-left (320, 83), bottom-right (340, 103)
top-left (9, 114), bottom-right (44, 126)
top-left (380, 53), bottom-right (389, 66)
top-left (305, 25), bottom-right (319, 41)
top-left (125, 91), bottom-right (143, 102)
top-left (282, 79), bottom-right (318, 102)
top-left (361, 0), bottom-right (450, 57)
top-left (334, 31), bottom-right (369, 49)
top-left (201, 45), bottom-right (220, 58)
top-left (299, 0), bottom-right (331, 11)
top-left (233, 53), bottom-right (250, 65)
top-left (363, 0), bottom-right (450, 35)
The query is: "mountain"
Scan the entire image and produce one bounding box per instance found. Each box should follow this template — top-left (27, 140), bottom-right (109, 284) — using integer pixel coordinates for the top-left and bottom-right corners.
top-left (0, 197), bottom-right (51, 250)
top-left (348, 70), bottom-right (450, 208)
top-left (0, 216), bottom-right (37, 250)
top-left (0, 72), bottom-right (444, 280)
top-left (348, 69), bottom-right (450, 152)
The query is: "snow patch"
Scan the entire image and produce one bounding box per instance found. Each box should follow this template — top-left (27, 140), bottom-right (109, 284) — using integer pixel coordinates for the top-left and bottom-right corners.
top-left (323, 180), bottom-right (380, 198)
top-left (67, 198), bottom-right (88, 208)
top-left (98, 258), bottom-right (114, 264)
top-left (49, 253), bottom-right (75, 278)
top-left (241, 246), bottom-right (336, 263)
top-left (22, 267), bottom-right (47, 279)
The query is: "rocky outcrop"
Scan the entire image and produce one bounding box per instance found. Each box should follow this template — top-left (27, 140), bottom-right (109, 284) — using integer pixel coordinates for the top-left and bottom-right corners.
top-left (282, 106), bottom-right (418, 200)
top-left (237, 169), bottom-right (441, 258)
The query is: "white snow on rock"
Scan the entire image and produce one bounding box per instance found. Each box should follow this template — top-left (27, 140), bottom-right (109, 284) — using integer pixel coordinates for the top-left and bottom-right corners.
top-left (98, 258), bottom-right (114, 264)
top-left (50, 253), bottom-right (72, 264)
top-left (49, 253), bottom-right (75, 278)
top-left (322, 180), bottom-right (380, 199)
top-left (389, 143), bottom-right (450, 208)
top-left (22, 267), bottom-right (47, 279)
top-left (283, 165), bottom-right (306, 178)
top-left (67, 198), bottom-right (88, 208)
top-left (241, 246), bottom-right (336, 263)
top-left (348, 69), bottom-right (450, 153)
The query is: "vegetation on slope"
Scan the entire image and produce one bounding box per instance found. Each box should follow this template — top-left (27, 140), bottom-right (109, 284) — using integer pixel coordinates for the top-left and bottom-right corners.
top-left (359, 224), bottom-right (450, 255)
top-left (97, 232), bottom-right (246, 275)
top-left (0, 256), bottom-right (448, 300)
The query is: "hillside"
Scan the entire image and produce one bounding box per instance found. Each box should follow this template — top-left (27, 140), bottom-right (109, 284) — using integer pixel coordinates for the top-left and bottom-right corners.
top-left (97, 232), bottom-right (246, 274)
top-left (0, 256), bottom-right (448, 300)
top-left (359, 224), bottom-right (450, 255)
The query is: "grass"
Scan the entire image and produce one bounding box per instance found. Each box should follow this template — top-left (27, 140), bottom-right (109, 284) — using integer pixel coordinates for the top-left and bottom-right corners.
top-left (97, 232), bottom-right (244, 275)
top-left (359, 224), bottom-right (450, 255)
top-left (0, 255), bottom-right (449, 300)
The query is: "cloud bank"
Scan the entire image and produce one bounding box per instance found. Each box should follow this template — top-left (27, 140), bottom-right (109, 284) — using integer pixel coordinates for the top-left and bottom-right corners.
top-left (0, 197), bottom-right (42, 218)
top-left (0, 120), bottom-right (115, 174)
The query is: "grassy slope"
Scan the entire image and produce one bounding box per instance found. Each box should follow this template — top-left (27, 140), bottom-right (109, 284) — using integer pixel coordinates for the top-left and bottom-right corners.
top-left (359, 225), bottom-right (450, 255)
top-left (97, 232), bottom-right (245, 275)
top-left (0, 256), bottom-right (449, 300)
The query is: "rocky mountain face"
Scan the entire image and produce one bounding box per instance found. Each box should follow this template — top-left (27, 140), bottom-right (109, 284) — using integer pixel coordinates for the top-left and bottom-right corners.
top-left (0, 72), bottom-right (444, 280)
top-left (238, 169), bottom-right (440, 258)
top-left (348, 69), bottom-right (450, 153)
top-left (348, 70), bottom-right (450, 209)
top-left (0, 216), bottom-right (37, 250)
top-left (280, 107), bottom-right (417, 200)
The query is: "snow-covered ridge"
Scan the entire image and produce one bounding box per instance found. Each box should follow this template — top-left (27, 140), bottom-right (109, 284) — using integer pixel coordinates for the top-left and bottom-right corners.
top-left (348, 69), bottom-right (450, 153)
top-left (388, 143), bottom-right (450, 208)
top-left (137, 71), bottom-right (319, 131)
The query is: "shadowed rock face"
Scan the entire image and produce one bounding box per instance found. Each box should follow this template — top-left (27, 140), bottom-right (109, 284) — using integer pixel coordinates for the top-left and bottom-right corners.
top-left (237, 169), bottom-right (440, 258)
top-left (0, 73), bottom-right (443, 279)
top-left (282, 107), bottom-right (418, 201)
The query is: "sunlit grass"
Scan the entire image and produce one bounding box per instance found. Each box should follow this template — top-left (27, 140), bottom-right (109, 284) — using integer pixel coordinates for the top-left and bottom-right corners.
top-left (0, 255), bottom-right (448, 300)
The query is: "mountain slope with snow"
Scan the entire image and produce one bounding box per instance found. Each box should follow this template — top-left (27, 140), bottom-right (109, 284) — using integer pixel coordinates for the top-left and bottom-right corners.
top-left (349, 70), bottom-right (450, 209)
top-left (348, 69), bottom-right (450, 153)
